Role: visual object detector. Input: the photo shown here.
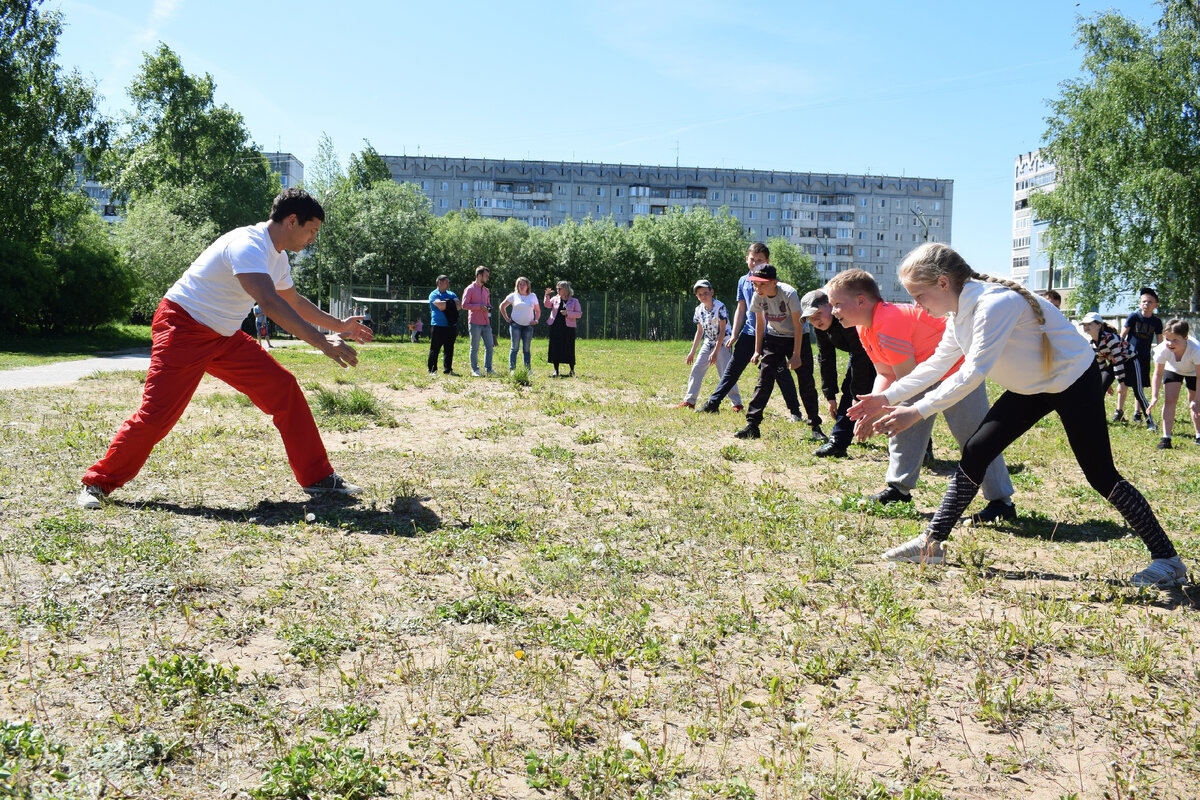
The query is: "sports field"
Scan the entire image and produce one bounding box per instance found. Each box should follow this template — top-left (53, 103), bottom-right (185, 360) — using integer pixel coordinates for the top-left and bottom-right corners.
top-left (1, 339), bottom-right (1197, 798)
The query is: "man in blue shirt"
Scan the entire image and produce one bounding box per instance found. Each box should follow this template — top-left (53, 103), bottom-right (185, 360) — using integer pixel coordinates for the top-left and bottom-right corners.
top-left (427, 275), bottom-right (460, 375)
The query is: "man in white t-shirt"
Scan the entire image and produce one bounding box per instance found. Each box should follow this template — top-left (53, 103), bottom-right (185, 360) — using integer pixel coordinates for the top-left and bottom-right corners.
top-left (78, 189), bottom-right (373, 508)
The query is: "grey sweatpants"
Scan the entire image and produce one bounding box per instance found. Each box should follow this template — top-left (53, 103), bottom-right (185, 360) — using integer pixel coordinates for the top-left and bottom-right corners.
top-left (886, 381), bottom-right (1014, 502)
top-left (684, 338), bottom-right (742, 406)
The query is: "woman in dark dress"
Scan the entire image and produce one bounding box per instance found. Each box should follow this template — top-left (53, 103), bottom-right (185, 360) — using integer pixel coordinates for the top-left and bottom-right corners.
top-left (543, 281), bottom-right (582, 377)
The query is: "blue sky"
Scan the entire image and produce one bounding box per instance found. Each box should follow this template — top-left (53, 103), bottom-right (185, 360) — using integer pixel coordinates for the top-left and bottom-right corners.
top-left (54, 0), bottom-right (1163, 277)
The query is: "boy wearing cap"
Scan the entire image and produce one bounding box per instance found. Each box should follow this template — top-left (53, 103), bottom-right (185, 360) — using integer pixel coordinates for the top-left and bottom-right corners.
top-left (428, 275), bottom-right (460, 375)
top-left (677, 279), bottom-right (741, 409)
top-left (734, 264), bottom-right (806, 439)
top-left (801, 288), bottom-right (877, 458)
top-left (827, 269), bottom-right (1017, 522)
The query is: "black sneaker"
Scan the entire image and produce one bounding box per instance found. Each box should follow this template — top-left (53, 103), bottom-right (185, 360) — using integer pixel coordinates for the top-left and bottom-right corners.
top-left (1156, 437), bottom-right (1172, 450)
top-left (734, 423), bottom-right (761, 439)
top-left (1133, 411), bottom-right (1144, 423)
top-left (1111, 409), bottom-right (1125, 423)
top-left (810, 425), bottom-right (829, 443)
top-left (788, 413), bottom-right (804, 423)
top-left (303, 473), bottom-right (363, 495)
top-left (696, 401), bottom-right (720, 414)
top-left (1194, 435), bottom-right (1200, 446)
top-left (814, 441), bottom-right (848, 458)
top-left (968, 499), bottom-right (1017, 525)
top-left (924, 438), bottom-right (935, 464)
top-left (868, 485), bottom-right (911, 505)
top-left (76, 484), bottom-right (108, 509)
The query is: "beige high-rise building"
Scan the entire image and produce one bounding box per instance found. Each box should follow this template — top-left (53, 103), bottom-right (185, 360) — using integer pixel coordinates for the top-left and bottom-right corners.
top-left (383, 155), bottom-right (952, 302)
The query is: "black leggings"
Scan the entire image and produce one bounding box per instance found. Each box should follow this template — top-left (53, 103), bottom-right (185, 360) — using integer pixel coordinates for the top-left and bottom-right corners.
top-left (926, 361), bottom-right (1176, 559)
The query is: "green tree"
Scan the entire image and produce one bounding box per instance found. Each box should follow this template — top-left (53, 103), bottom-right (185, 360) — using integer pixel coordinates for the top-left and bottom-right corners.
top-left (1033, 1), bottom-right (1200, 310)
top-left (304, 132), bottom-right (343, 200)
top-left (298, 181), bottom-right (434, 296)
top-left (0, 0), bottom-right (107, 246)
top-left (116, 197), bottom-right (219, 319)
top-left (768, 236), bottom-right (818, 293)
top-left (347, 141), bottom-right (392, 191)
top-left (106, 44), bottom-right (279, 232)
top-left (630, 206), bottom-right (749, 293)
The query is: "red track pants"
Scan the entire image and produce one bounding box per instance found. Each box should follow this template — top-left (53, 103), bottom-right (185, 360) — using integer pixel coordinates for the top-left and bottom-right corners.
top-left (82, 299), bottom-right (333, 493)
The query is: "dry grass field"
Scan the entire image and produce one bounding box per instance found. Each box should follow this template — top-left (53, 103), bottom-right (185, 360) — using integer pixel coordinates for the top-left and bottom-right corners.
top-left (1, 338), bottom-right (1198, 799)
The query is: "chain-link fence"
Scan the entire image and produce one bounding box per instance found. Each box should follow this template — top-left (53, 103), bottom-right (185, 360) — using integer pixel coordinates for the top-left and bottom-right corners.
top-left (332, 284), bottom-right (731, 341)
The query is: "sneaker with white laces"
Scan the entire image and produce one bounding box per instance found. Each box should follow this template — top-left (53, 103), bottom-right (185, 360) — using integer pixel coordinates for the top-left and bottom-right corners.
top-left (76, 484), bottom-right (107, 509)
top-left (881, 533), bottom-right (945, 565)
top-left (303, 473), bottom-right (362, 496)
top-left (1129, 556), bottom-right (1189, 588)
top-left (966, 499), bottom-right (1017, 525)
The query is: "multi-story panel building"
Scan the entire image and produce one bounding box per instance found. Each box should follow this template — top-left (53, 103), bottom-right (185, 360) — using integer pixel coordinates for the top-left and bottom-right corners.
top-left (265, 152), bottom-right (304, 189)
top-left (383, 155), bottom-right (952, 301)
top-left (72, 155), bottom-right (120, 222)
top-left (1012, 150), bottom-right (1071, 296)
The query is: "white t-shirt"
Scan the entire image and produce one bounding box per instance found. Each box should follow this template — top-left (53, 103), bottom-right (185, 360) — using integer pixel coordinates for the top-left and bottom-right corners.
top-left (748, 282), bottom-right (802, 338)
top-left (164, 222), bottom-right (293, 336)
top-left (506, 292), bottom-right (539, 326)
top-left (1154, 336), bottom-right (1200, 377)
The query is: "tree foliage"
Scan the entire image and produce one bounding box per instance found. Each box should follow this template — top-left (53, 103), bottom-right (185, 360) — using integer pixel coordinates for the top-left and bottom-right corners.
top-left (1033, 1), bottom-right (1200, 311)
top-left (346, 141), bottom-right (392, 191)
top-left (105, 44), bottom-right (279, 232)
top-left (0, 0), bottom-right (106, 246)
top-left (116, 197), bottom-right (219, 319)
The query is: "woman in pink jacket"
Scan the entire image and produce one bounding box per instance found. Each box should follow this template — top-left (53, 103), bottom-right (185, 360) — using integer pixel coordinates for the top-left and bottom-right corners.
top-left (543, 280), bottom-right (583, 377)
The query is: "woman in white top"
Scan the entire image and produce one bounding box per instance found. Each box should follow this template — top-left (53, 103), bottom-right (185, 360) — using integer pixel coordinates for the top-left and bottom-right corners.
top-left (1147, 318), bottom-right (1200, 449)
top-left (850, 243), bottom-right (1187, 588)
top-left (499, 276), bottom-right (541, 371)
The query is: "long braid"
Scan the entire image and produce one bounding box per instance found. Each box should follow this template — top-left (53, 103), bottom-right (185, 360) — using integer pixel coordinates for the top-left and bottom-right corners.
top-left (969, 271), bottom-right (1053, 374)
top-left (899, 243), bottom-right (1054, 375)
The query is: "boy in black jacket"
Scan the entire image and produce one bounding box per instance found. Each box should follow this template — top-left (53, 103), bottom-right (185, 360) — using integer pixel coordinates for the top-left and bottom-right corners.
top-left (800, 289), bottom-right (877, 457)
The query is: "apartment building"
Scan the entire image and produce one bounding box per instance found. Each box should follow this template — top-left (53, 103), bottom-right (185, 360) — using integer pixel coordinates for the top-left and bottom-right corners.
top-left (382, 155), bottom-right (952, 301)
top-left (265, 152), bottom-right (304, 189)
top-left (1012, 150), bottom-right (1071, 295)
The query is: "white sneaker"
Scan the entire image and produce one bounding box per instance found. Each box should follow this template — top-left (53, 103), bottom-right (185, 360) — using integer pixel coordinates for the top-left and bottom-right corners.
top-left (76, 485), bottom-right (107, 509)
top-left (303, 473), bottom-right (362, 496)
top-left (881, 533), bottom-right (945, 565)
top-left (1129, 556), bottom-right (1189, 588)
top-left (471, 370), bottom-right (482, 377)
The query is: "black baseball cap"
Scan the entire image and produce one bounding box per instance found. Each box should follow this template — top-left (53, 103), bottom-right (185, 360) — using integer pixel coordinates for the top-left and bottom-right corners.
top-left (748, 264), bottom-right (778, 282)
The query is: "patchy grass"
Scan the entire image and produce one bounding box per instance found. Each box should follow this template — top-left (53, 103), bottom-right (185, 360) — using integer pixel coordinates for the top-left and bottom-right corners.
top-left (0, 323), bottom-right (153, 369)
top-left (0, 338), bottom-right (1198, 798)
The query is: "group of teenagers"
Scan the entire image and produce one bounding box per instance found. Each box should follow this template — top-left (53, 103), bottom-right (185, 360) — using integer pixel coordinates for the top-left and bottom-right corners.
top-left (676, 241), bottom-right (1191, 588)
top-left (73, 189), bottom-right (1190, 589)
top-left (425, 267), bottom-right (583, 379)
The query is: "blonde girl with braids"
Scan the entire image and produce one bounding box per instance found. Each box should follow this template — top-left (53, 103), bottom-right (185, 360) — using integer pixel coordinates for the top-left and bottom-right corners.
top-left (849, 243), bottom-right (1188, 588)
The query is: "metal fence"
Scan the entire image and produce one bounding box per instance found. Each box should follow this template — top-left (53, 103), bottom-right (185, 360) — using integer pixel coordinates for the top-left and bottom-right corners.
top-left (332, 284), bottom-right (724, 341)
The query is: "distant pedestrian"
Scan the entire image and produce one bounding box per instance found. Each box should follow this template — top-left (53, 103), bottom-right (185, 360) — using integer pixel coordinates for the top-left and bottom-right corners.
top-left (463, 265), bottom-right (495, 377)
top-left (1147, 318), bottom-right (1200, 449)
top-left (500, 276), bottom-right (541, 371)
top-left (253, 302), bottom-right (272, 348)
top-left (544, 280), bottom-right (582, 377)
top-left (428, 275), bottom-right (460, 375)
top-left (76, 189), bottom-right (370, 509)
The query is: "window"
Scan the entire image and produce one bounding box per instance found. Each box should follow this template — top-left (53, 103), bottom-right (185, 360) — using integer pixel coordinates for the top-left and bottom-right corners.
top-left (858, 232), bottom-right (867, 240)
top-left (633, 203), bottom-right (649, 214)
top-left (576, 203), bottom-right (586, 212)
top-left (800, 193), bottom-right (819, 204)
top-left (712, 191), bottom-right (720, 201)
top-left (856, 247), bottom-right (866, 257)
top-left (768, 194), bottom-right (776, 203)
top-left (461, 182), bottom-right (469, 191)
top-left (894, 233), bottom-right (902, 241)
top-left (558, 185), bottom-right (567, 194)
top-left (749, 193), bottom-right (758, 202)
top-left (767, 211), bottom-right (775, 220)
top-left (597, 187), bottom-right (606, 196)
top-left (876, 233), bottom-right (885, 241)
top-left (616, 205), bottom-right (623, 213)
top-left (837, 228), bottom-right (851, 239)
top-left (597, 204), bottom-right (605, 214)
top-left (894, 216), bottom-right (904, 225)
top-left (859, 214), bottom-right (867, 223)
top-left (876, 215), bottom-right (885, 224)
top-left (731, 192), bottom-right (740, 202)
top-left (577, 186), bottom-right (585, 196)
top-left (860, 198), bottom-right (869, 207)
top-left (767, 228), bottom-right (774, 237)
top-left (932, 201), bottom-right (941, 211)
top-left (748, 210), bottom-right (757, 219)
top-left (557, 203), bottom-right (566, 212)
top-left (438, 198), bottom-right (447, 209)
top-left (879, 199), bottom-right (886, 207)
top-left (616, 187), bottom-right (624, 197)
top-left (420, 180), bottom-right (428, 190)
top-left (1013, 236), bottom-right (1030, 249)
top-left (875, 248), bottom-right (884, 257)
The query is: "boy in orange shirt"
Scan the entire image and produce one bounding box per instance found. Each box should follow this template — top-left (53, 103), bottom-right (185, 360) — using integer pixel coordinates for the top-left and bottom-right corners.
top-left (826, 269), bottom-right (1016, 522)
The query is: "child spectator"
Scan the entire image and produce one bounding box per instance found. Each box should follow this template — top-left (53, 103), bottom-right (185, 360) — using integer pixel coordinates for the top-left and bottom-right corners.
top-left (1147, 318), bottom-right (1200, 449)
top-left (1119, 287), bottom-right (1163, 429)
top-left (1079, 311), bottom-right (1150, 423)
top-left (676, 279), bottom-right (741, 410)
